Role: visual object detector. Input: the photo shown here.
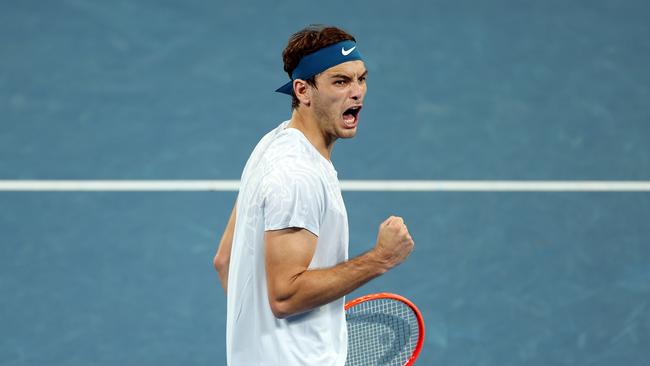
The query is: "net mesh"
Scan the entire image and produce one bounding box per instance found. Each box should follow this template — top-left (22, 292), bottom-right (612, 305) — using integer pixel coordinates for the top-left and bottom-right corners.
top-left (345, 297), bottom-right (419, 366)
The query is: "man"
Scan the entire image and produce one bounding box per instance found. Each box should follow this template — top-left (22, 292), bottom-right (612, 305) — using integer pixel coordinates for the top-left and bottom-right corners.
top-left (213, 25), bottom-right (414, 365)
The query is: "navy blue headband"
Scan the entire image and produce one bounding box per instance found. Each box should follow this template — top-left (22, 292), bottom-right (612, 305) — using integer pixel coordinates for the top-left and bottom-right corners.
top-left (275, 40), bottom-right (363, 95)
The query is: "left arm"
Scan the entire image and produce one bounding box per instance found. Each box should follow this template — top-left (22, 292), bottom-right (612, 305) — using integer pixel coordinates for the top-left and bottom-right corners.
top-left (214, 199), bottom-right (237, 294)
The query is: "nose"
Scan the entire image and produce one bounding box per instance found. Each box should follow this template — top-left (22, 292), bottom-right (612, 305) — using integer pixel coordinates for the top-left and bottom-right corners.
top-left (350, 79), bottom-right (364, 101)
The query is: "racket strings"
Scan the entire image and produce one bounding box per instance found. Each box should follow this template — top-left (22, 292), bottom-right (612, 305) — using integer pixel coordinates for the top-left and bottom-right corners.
top-left (345, 298), bottom-right (419, 366)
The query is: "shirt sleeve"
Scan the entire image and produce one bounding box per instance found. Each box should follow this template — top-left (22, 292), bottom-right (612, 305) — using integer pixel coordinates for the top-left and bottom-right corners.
top-left (262, 163), bottom-right (325, 237)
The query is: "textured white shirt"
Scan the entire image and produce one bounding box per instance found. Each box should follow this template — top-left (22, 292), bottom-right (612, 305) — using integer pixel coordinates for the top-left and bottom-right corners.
top-left (226, 120), bottom-right (349, 365)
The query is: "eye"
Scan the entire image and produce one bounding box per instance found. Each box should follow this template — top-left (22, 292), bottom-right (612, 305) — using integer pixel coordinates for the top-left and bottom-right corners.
top-left (334, 80), bottom-right (347, 86)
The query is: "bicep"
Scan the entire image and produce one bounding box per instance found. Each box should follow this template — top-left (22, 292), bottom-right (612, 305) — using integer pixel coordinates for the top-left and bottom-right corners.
top-left (264, 228), bottom-right (317, 302)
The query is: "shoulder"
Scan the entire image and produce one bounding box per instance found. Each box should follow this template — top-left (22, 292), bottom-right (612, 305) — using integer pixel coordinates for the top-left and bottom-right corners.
top-left (262, 156), bottom-right (324, 194)
top-left (261, 130), bottom-right (322, 174)
top-left (265, 130), bottom-right (313, 162)
top-left (261, 139), bottom-right (326, 198)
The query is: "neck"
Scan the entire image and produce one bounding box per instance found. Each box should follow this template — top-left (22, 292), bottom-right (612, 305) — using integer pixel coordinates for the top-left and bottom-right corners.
top-left (287, 107), bottom-right (335, 161)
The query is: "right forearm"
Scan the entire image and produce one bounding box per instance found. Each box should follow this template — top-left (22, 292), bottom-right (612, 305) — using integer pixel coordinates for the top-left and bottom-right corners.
top-left (267, 216), bottom-right (414, 319)
top-left (269, 249), bottom-right (388, 318)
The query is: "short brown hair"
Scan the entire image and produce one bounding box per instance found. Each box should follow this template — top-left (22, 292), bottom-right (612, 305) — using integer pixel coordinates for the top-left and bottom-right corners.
top-left (282, 25), bottom-right (356, 109)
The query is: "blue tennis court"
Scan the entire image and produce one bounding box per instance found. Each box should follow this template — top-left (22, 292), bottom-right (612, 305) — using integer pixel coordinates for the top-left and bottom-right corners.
top-left (2, 1), bottom-right (649, 365)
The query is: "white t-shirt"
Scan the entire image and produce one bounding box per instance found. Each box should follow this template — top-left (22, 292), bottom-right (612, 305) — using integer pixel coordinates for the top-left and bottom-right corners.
top-left (226, 120), bottom-right (349, 365)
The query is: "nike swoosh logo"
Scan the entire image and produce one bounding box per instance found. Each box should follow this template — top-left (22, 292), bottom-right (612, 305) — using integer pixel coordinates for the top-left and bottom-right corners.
top-left (341, 46), bottom-right (356, 56)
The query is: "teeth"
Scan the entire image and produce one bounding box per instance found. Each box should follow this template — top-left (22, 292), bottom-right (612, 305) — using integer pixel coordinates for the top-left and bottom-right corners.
top-left (344, 106), bottom-right (361, 118)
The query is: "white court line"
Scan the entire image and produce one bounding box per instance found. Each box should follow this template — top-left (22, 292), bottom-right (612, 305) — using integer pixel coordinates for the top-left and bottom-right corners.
top-left (1, 180), bottom-right (650, 192)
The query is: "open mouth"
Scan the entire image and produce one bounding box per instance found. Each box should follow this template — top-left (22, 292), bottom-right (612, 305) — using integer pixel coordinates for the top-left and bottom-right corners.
top-left (342, 105), bottom-right (362, 127)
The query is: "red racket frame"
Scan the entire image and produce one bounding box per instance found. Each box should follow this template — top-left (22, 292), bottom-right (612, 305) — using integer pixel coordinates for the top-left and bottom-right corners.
top-left (345, 293), bottom-right (425, 366)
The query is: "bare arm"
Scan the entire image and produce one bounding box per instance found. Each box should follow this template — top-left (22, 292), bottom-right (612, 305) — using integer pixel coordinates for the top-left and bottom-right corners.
top-left (214, 199), bottom-right (237, 294)
top-left (265, 216), bottom-right (414, 318)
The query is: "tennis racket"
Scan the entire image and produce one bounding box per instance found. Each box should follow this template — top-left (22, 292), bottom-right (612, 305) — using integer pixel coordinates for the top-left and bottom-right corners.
top-left (345, 293), bottom-right (425, 366)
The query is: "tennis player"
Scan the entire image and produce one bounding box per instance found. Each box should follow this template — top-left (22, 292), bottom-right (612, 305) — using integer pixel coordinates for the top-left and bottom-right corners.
top-left (214, 25), bottom-right (414, 365)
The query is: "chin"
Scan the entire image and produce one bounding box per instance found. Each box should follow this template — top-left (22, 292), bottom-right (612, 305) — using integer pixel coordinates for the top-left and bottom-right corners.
top-left (337, 126), bottom-right (358, 139)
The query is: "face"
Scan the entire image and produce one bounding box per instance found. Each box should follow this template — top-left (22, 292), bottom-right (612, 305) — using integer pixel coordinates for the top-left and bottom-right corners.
top-left (308, 60), bottom-right (367, 140)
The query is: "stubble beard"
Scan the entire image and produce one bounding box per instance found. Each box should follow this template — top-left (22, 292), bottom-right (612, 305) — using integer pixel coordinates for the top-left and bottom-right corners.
top-left (311, 97), bottom-right (356, 145)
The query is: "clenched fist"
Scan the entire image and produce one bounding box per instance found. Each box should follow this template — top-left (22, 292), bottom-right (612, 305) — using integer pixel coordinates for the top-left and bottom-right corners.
top-left (373, 216), bottom-right (414, 270)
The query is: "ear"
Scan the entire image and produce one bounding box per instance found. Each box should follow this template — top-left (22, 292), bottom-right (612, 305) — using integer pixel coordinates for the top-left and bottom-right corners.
top-left (293, 79), bottom-right (311, 107)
